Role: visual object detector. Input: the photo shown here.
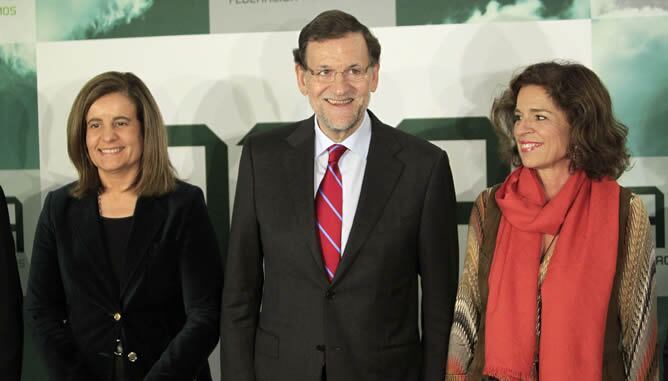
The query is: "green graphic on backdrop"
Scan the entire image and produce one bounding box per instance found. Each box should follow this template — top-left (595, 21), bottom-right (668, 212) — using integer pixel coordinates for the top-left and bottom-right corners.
top-left (628, 187), bottom-right (665, 248)
top-left (94, 0), bottom-right (209, 39)
top-left (592, 1), bottom-right (668, 18)
top-left (37, 0), bottom-right (209, 41)
top-left (397, 117), bottom-right (510, 224)
top-left (0, 4), bottom-right (17, 16)
top-left (593, 16), bottom-right (668, 157)
top-left (167, 124), bottom-right (229, 256)
top-left (238, 122), bottom-right (290, 145)
top-left (396, 0), bottom-right (590, 25)
top-left (6, 196), bottom-right (23, 253)
top-left (0, 43), bottom-right (38, 170)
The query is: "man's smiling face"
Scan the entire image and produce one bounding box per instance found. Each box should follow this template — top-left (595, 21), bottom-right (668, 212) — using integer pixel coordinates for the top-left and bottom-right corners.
top-left (295, 32), bottom-right (379, 142)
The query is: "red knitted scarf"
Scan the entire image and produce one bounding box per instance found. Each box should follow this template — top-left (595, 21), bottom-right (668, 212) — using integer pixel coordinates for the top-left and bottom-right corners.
top-left (484, 167), bottom-right (620, 380)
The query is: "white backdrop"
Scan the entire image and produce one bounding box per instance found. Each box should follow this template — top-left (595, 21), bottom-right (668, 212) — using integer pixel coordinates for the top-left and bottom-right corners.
top-left (33, 19), bottom-right (668, 379)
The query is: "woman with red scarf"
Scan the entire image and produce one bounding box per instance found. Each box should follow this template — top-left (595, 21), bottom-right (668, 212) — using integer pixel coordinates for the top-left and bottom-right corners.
top-left (445, 61), bottom-right (657, 380)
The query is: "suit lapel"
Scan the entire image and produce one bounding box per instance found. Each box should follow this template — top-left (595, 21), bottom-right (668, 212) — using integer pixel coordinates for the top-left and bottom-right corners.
top-left (120, 195), bottom-right (166, 300)
top-left (333, 116), bottom-right (403, 285)
top-left (70, 193), bottom-right (118, 300)
top-left (284, 118), bottom-right (328, 283)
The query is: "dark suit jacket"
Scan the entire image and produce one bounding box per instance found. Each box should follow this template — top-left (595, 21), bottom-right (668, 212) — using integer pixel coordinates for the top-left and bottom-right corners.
top-left (221, 112), bottom-right (459, 381)
top-left (26, 181), bottom-right (222, 381)
top-left (664, 338), bottom-right (667, 381)
top-left (0, 185), bottom-right (22, 381)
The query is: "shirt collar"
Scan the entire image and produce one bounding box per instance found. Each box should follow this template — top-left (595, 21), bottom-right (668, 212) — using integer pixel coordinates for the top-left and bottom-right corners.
top-left (314, 110), bottom-right (372, 160)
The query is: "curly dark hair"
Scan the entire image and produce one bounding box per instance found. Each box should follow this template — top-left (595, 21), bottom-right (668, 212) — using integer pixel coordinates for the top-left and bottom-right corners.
top-left (491, 61), bottom-right (630, 180)
top-left (292, 9), bottom-right (381, 69)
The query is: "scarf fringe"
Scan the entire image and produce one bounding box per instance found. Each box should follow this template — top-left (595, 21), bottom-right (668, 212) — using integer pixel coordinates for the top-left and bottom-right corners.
top-left (484, 365), bottom-right (533, 381)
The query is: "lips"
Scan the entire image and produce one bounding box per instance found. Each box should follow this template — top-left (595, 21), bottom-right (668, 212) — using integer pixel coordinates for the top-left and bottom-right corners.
top-left (518, 141), bottom-right (543, 153)
top-left (98, 147), bottom-right (124, 155)
top-left (326, 98), bottom-right (353, 105)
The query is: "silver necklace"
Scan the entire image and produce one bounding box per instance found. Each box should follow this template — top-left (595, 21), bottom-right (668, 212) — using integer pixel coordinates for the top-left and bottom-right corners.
top-left (97, 189), bottom-right (104, 216)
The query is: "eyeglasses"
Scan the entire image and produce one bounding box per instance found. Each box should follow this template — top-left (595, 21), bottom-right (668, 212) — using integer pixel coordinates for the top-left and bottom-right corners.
top-left (304, 64), bottom-right (374, 83)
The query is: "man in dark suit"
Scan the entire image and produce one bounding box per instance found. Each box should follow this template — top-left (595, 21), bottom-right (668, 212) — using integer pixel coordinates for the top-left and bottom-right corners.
top-left (0, 185), bottom-right (22, 381)
top-left (221, 10), bottom-right (458, 381)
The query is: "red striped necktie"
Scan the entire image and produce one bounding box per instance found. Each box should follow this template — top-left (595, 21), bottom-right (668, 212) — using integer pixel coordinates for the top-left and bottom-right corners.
top-left (316, 144), bottom-right (347, 282)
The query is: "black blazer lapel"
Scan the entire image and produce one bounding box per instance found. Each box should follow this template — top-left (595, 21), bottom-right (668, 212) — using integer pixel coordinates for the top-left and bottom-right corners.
top-left (284, 117), bottom-right (328, 283)
top-left (333, 115), bottom-right (404, 285)
top-left (120, 196), bottom-right (167, 302)
top-left (70, 193), bottom-right (118, 300)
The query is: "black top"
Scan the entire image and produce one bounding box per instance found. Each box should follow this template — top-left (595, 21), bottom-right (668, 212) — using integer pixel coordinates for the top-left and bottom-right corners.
top-left (101, 216), bottom-right (133, 287)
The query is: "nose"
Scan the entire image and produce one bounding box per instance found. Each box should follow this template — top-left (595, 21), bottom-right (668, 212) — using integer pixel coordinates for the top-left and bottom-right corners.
top-left (101, 125), bottom-right (117, 142)
top-left (330, 73), bottom-right (352, 94)
top-left (513, 118), bottom-right (532, 137)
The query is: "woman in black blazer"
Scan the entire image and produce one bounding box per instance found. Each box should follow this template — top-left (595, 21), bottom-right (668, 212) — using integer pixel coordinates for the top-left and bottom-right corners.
top-left (1, 185), bottom-right (22, 381)
top-left (26, 72), bottom-right (222, 381)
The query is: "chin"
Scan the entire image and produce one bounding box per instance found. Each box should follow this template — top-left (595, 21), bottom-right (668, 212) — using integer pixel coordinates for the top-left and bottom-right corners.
top-left (331, 123), bottom-right (355, 132)
top-left (322, 118), bottom-right (354, 132)
top-left (519, 157), bottom-right (541, 168)
top-left (518, 159), bottom-right (533, 168)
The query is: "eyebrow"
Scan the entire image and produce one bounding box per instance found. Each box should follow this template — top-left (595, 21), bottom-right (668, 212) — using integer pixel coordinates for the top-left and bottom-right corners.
top-left (86, 116), bottom-right (131, 124)
top-left (514, 108), bottom-right (554, 114)
top-left (314, 63), bottom-right (363, 69)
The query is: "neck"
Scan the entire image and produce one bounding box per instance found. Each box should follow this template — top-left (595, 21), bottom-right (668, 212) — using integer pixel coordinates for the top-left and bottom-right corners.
top-left (536, 167), bottom-right (570, 201)
top-left (99, 169), bottom-right (138, 195)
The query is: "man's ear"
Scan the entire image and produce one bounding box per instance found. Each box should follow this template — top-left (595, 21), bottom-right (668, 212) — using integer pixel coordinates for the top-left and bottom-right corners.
top-left (369, 62), bottom-right (380, 93)
top-left (295, 64), bottom-right (308, 95)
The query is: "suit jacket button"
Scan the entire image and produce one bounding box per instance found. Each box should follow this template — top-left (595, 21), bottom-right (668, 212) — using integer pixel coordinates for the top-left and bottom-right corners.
top-left (325, 290), bottom-right (335, 300)
top-left (315, 345), bottom-right (325, 352)
top-left (127, 352), bottom-right (138, 362)
top-left (113, 312), bottom-right (122, 321)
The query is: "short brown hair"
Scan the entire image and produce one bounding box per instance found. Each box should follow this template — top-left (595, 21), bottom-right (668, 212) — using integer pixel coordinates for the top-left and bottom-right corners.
top-left (491, 61), bottom-right (630, 180)
top-left (293, 9), bottom-right (381, 68)
top-left (67, 71), bottom-right (176, 198)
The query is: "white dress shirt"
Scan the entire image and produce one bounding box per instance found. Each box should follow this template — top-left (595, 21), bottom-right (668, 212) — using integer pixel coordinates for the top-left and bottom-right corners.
top-left (313, 111), bottom-right (372, 255)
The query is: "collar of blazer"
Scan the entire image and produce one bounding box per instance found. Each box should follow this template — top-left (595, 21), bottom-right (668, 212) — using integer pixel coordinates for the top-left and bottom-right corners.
top-left (70, 189), bottom-right (167, 303)
top-left (283, 110), bottom-right (404, 285)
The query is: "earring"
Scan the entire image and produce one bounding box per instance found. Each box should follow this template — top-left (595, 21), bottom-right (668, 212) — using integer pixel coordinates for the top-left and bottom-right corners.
top-left (569, 144), bottom-right (581, 162)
